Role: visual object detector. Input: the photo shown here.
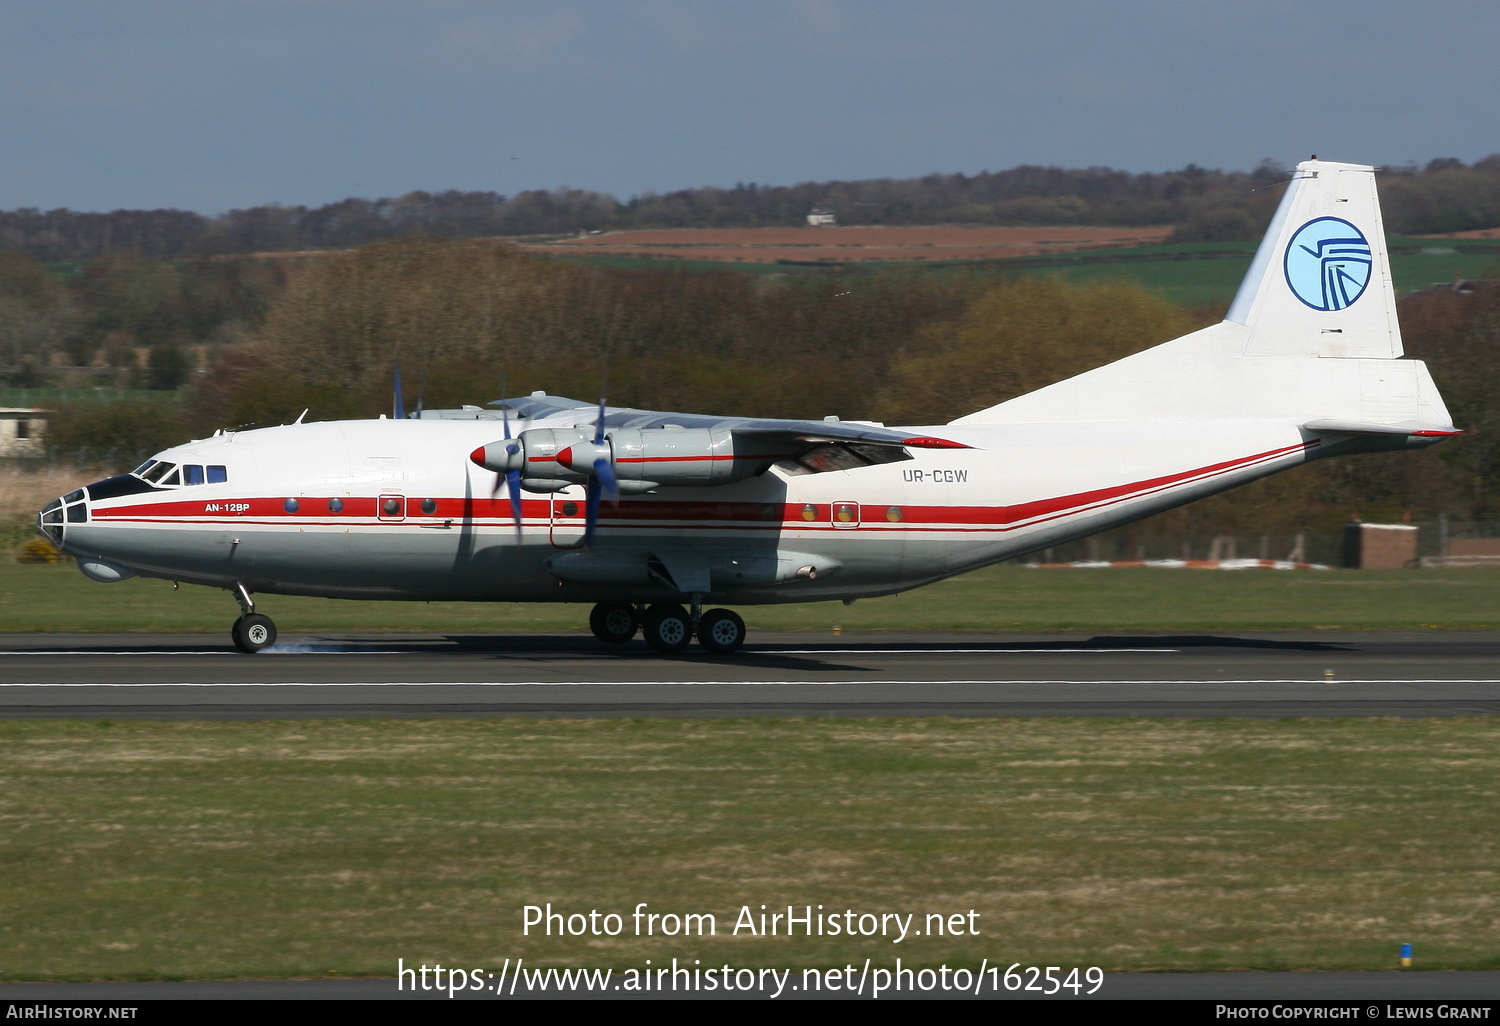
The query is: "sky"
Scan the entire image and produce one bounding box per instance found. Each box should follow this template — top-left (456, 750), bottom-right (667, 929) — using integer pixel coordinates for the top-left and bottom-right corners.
top-left (3, 0), bottom-right (1498, 214)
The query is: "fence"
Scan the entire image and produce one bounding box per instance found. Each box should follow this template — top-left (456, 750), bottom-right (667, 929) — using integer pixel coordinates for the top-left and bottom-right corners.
top-left (1013, 530), bottom-right (1343, 567)
top-left (1014, 519), bottom-right (1500, 568)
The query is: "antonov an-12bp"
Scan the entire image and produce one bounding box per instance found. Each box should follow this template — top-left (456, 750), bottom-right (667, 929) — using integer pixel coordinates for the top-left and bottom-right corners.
top-left (39, 159), bottom-right (1459, 654)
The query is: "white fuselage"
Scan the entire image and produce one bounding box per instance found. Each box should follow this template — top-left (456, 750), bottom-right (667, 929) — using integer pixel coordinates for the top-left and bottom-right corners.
top-left (54, 411), bottom-right (1320, 606)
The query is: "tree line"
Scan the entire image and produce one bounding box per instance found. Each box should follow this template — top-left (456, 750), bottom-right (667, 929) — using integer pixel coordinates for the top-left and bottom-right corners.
top-left (4, 156), bottom-right (1499, 263)
top-left (0, 249), bottom-right (283, 389)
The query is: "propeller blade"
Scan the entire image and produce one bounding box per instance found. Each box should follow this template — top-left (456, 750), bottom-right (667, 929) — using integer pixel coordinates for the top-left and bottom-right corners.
top-left (499, 370), bottom-right (511, 439)
top-left (392, 362), bottom-right (405, 420)
top-left (594, 392), bottom-right (607, 445)
top-left (583, 477), bottom-right (602, 550)
top-left (593, 456), bottom-right (618, 504)
top-left (414, 364), bottom-right (426, 419)
top-left (506, 469), bottom-right (524, 543)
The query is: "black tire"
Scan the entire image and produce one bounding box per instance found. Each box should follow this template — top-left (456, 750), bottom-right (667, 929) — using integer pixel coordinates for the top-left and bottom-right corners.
top-left (642, 604), bottom-right (692, 655)
top-left (231, 613), bottom-right (277, 654)
top-left (589, 602), bottom-right (639, 645)
top-left (697, 608), bottom-right (746, 654)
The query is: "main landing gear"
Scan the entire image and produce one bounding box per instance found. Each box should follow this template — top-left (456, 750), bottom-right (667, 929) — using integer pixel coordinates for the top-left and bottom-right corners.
top-left (229, 582), bottom-right (277, 654)
top-left (588, 600), bottom-right (747, 655)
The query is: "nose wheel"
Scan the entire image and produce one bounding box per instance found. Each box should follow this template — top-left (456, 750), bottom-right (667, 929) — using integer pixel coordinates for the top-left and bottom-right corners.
top-left (228, 582), bottom-right (276, 653)
top-left (231, 613), bottom-right (277, 654)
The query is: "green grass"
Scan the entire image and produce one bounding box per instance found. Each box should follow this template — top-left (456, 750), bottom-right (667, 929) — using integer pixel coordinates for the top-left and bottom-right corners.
top-left (546, 234), bottom-right (1500, 311)
top-left (0, 387), bottom-right (185, 407)
top-left (3, 558), bottom-right (1499, 635)
top-left (2, 716), bottom-right (1497, 979)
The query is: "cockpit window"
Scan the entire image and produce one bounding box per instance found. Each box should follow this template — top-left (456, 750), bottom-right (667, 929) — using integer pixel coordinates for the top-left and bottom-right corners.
top-left (141, 462), bottom-right (175, 484)
top-left (208, 465), bottom-right (227, 484)
top-left (158, 467), bottom-right (182, 487)
top-left (132, 461), bottom-right (154, 476)
top-left (183, 465), bottom-right (204, 485)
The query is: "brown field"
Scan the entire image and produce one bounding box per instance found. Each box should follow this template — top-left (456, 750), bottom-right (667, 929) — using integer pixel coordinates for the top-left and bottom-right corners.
top-left (517, 225), bottom-right (1175, 264)
top-left (1424, 227), bottom-right (1500, 239)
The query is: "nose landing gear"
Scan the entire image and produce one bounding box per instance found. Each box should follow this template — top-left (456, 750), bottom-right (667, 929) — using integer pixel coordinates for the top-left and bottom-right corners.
top-left (232, 613), bottom-right (277, 654)
top-left (229, 582), bottom-right (277, 654)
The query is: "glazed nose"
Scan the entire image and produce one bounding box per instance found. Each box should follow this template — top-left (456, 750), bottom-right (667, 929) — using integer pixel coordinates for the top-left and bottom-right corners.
top-left (37, 489), bottom-right (87, 542)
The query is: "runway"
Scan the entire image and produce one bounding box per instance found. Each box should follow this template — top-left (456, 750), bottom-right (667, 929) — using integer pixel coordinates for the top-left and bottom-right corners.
top-left (2, 630), bottom-right (1499, 717)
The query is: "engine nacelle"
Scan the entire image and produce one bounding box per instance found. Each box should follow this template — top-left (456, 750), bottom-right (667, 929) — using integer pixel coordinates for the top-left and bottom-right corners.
top-left (471, 428), bottom-right (595, 483)
top-left (472, 426), bottom-right (788, 490)
top-left (607, 428), bottom-right (781, 487)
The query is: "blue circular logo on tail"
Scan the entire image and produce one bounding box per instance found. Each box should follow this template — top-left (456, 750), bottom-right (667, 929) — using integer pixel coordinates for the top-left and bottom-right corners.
top-left (1284, 217), bottom-right (1372, 310)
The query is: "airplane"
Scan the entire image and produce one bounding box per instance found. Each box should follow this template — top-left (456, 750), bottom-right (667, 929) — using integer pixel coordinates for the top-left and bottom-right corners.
top-left (38, 158), bottom-right (1460, 655)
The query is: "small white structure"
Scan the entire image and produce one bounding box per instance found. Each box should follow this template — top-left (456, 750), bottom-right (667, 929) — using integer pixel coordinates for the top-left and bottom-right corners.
top-left (0, 408), bottom-right (47, 457)
top-left (806, 207), bottom-right (837, 227)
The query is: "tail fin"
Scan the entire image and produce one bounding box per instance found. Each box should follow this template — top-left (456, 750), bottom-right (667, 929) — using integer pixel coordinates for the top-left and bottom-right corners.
top-left (953, 158), bottom-right (1455, 432)
top-left (1227, 158), bottom-right (1401, 359)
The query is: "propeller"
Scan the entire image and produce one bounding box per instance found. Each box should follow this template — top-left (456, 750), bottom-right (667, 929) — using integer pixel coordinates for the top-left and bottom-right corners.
top-left (392, 361), bottom-right (406, 420)
top-left (492, 374), bottom-right (524, 541)
top-left (582, 388), bottom-right (619, 550)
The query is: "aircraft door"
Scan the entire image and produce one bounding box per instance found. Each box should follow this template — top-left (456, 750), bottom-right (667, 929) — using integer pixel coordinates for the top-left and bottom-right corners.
top-left (549, 485), bottom-right (587, 548)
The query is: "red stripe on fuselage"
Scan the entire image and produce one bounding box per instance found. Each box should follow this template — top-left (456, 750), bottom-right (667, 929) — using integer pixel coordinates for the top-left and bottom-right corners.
top-left (87, 441), bottom-right (1313, 531)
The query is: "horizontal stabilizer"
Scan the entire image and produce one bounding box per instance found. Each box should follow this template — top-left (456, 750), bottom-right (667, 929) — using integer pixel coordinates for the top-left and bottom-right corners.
top-left (1302, 418), bottom-right (1462, 437)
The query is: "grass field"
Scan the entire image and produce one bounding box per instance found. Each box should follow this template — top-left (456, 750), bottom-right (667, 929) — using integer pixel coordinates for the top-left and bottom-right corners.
top-left (2, 557), bottom-right (1499, 635)
top-left (547, 234), bottom-right (1500, 311)
top-left (3, 716), bottom-right (1498, 979)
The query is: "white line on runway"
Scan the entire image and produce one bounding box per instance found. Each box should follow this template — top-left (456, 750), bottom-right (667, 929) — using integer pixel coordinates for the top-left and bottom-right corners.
top-left (768, 648), bottom-right (1181, 655)
top-left (6, 679), bottom-right (1500, 687)
top-left (0, 647), bottom-right (1180, 657)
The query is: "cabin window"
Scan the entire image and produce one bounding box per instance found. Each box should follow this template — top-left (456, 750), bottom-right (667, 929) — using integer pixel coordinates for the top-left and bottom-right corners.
top-left (328, 498), bottom-right (344, 513)
top-left (207, 466), bottom-right (227, 484)
top-left (184, 465), bottom-right (205, 485)
top-left (420, 498), bottom-right (437, 515)
top-left (283, 498), bottom-right (300, 513)
top-left (382, 498), bottom-right (402, 516)
top-left (886, 506), bottom-right (904, 522)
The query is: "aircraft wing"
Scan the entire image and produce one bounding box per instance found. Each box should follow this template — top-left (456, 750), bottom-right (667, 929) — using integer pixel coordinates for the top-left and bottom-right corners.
top-left (490, 394), bottom-right (971, 450)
